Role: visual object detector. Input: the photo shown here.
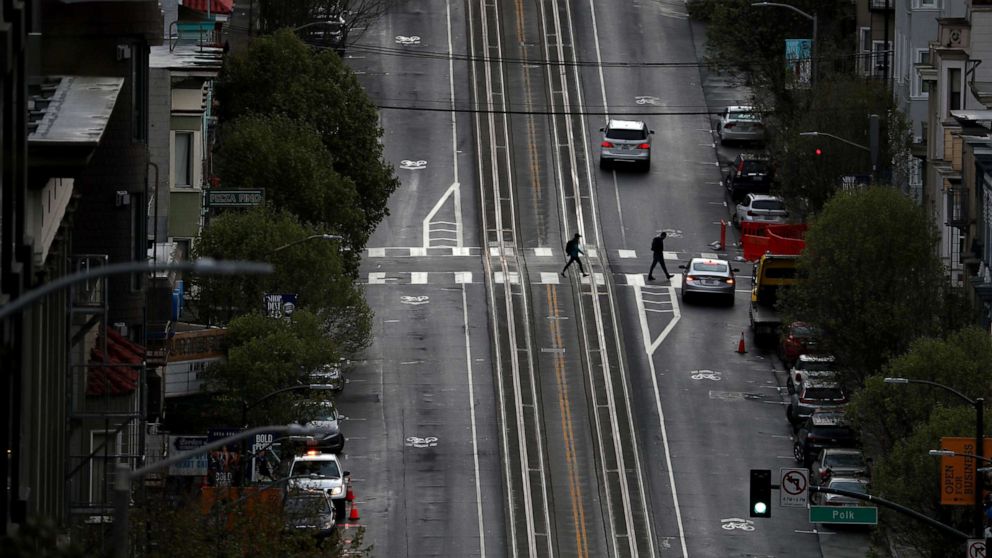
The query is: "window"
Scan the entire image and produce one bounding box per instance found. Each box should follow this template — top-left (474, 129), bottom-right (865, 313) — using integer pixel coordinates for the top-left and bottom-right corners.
top-left (131, 44), bottom-right (148, 143)
top-left (174, 238), bottom-right (192, 262)
top-left (131, 193), bottom-right (146, 291)
top-left (912, 0), bottom-right (939, 8)
top-left (912, 49), bottom-right (930, 98)
top-left (872, 41), bottom-right (893, 78)
top-left (948, 67), bottom-right (962, 112)
top-left (174, 132), bottom-right (193, 187)
top-left (859, 28), bottom-right (871, 53)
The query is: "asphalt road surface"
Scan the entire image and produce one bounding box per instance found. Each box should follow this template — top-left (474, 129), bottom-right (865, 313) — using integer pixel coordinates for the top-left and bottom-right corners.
top-left (339, 0), bottom-right (847, 556)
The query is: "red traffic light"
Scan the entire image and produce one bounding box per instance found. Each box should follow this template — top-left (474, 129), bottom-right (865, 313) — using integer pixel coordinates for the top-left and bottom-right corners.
top-left (814, 147), bottom-right (823, 156)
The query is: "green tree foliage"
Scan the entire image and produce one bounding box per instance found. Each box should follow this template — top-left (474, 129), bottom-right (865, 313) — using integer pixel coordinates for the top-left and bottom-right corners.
top-left (0, 518), bottom-right (94, 557)
top-left (213, 114), bottom-right (366, 255)
top-left (191, 206), bottom-right (372, 355)
top-left (216, 29), bottom-right (399, 250)
top-left (204, 310), bottom-right (338, 426)
top-left (847, 328), bottom-right (992, 555)
top-left (782, 187), bottom-right (959, 382)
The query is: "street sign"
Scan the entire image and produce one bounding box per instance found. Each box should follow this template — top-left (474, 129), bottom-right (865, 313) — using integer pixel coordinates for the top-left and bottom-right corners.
top-left (938, 437), bottom-right (992, 505)
top-left (809, 505), bottom-right (878, 525)
top-left (205, 188), bottom-right (264, 207)
top-left (264, 293), bottom-right (298, 319)
top-left (966, 539), bottom-right (985, 558)
top-left (780, 467), bottom-right (808, 508)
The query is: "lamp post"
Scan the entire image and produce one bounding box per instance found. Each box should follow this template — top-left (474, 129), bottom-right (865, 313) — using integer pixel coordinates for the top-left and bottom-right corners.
top-left (751, 2), bottom-right (817, 84)
top-left (268, 234), bottom-right (343, 256)
top-left (240, 384), bottom-right (334, 484)
top-left (885, 377), bottom-right (985, 539)
top-left (112, 425), bottom-right (317, 558)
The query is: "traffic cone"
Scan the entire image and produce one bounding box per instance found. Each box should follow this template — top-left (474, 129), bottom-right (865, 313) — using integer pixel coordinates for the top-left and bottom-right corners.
top-left (348, 502), bottom-right (361, 521)
top-left (737, 331), bottom-right (747, 354)
top-left (346, 483), bottom-right (354, 502)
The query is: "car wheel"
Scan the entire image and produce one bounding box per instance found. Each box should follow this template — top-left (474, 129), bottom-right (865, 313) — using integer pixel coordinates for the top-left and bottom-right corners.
top-left (794, 442), bottom-right (805, 464)
top-left (599, 157), bottom-right (610, 170)
top-left (642, 159), bottom-right (651, 172)
top-left (681, 291), bottom-right (690, 304)
top-left (334, 499), bottom-right (346, 522)
top-left (725, 293), bottom-right (735, 307)
top-left (786, 404), bottom-right (796, 424)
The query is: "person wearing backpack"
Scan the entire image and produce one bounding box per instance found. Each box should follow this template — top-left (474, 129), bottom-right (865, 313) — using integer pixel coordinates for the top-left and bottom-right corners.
top-left (561, 233), bottom-right (589, 277)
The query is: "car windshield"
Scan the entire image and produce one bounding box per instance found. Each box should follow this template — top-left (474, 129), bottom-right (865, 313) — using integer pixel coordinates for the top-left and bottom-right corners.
top-left (825, 453), bottom-right (865, 469)
top-left (791, 324), bottom-right (818, 337)
top-left (799, 361), bottom-right (834, 372)
top-left (729, 111), bottom-right (759, 121)
top-left (741, 161), bottom-right (769, 174)
top-left (692, 262), bottom-right (729, 273)
top-left (803, 387), bottom-right (845, 401)
top-left (752, 199), bottom-right (785, 211)
top-left (607, 129), bottom-right (647, 140)
top-left (831, 481), bottom-right (867, 494)
top-left (292, 460), bottom-right (341, 478)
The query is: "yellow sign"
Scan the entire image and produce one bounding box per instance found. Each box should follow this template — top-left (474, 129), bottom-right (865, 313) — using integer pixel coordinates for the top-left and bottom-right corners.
top-left (939, 437), bottom-right (992, 505)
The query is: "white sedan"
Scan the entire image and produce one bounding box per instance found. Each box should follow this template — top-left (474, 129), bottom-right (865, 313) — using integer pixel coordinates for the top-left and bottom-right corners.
top-left (734, 194), bottom-right (788, 227)
top-left (717, 105), bottom-right (765, 144)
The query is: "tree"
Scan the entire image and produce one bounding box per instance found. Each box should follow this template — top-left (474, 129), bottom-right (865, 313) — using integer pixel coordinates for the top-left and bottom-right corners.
top-left (191, 206), bottom-right (372, 355)
top-left (213, 114), bottom-right (367, 257)
top-left (781, 186), bottom-right (964, 382)
top-left (216, 29), bottom-right (399, 251)
top-left (847, 328), bottom-right (992, 555)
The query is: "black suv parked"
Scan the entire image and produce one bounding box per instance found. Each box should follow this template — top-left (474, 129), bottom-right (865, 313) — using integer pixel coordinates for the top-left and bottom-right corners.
top-left (793, 410), bottom-right (858, 467)
top-left (724, 153), bottom-right (772, 202)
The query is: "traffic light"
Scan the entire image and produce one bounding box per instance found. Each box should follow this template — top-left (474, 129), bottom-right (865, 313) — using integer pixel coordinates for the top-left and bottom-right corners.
top-left (749, 469), bottom-right (772, 518)
top-left (814, 147), bottom-right (823, 156)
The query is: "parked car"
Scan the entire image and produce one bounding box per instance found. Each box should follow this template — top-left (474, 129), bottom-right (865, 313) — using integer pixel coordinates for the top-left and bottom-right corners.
top-left (811, 448), bottom-right (869, 487)
top-left (678, 257), bottom-right (738, 306)
top-left (288, 451), bottom-right (349, 519)
top-left (812, 476), bottom-right (870, 508)
top-left (779, 321), bottom-right (823, 368)
top-left (282, 489), bottom-right (337, 547)
top-left (788, 380), bottom-right (848, 426)
top-left (793, 410), bottom-right (858, 467)
top-left (724, 153), bottom-right (772, 202)
top-left (599, 119), bottom-right (653, 171)
top-left (717, 105), bottom-right (765, 145)
top-left (293, 400), bottom-right (345, 454)
top-left (787, 354), bottom-right (837, 394)
top-left (308, 358), bottom-right (348, 392)
top-left (733, 194), bottom-right (788, 227)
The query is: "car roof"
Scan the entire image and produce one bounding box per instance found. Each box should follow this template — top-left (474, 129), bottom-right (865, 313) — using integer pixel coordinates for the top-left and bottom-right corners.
top-left (607, 119), bottom-right (647, 130)
top-left (828, 476), bottom-right (869, 485)
top-left (747, 194), bottom-right (783, 202)
top-left (727, 105), bottom-right (754, 112)
top-left (737, 152), bottom-right (769, 161)
top-left (822, 448), bottom-right (863, 457)
top-left (688, 257), bottom-right (730, 266)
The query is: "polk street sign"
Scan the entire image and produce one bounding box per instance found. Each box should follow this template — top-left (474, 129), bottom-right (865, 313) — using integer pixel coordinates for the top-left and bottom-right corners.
top-left (780, 467), bottom-right (808, 508)
top-left (809, 505), bottom-right (878, 525)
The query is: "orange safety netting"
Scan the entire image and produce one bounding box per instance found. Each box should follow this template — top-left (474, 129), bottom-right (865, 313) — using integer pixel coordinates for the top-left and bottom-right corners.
top-left (741, 223), bottom-right (808, 262)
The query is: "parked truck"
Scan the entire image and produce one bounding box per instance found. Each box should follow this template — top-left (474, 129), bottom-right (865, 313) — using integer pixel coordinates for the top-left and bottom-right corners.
top-left (749, 253), bottom-right (799, 339)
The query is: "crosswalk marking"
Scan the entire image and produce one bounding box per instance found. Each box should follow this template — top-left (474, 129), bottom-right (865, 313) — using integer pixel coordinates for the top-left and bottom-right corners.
top-left (368, 248), bottom-right (386, 258)
top-left (540, 272), bottom-right (561, 285)
top-left (494, 272), bottom-right (520, 284)
top-left (534, 247), bottom-right (553, 257)
top-left (410, 247), bottom-right (427, 257)
top-left (455, 272), bottom-right (473, 284)
top-left (411, 272), bottom-right (428, 284)
top-left (453, 247), bottom-right (471, 256)
top-left (369, 272), bottom-right (387, 285)
top-left (619, 250), bottom-right (637, 259)
top-left (626, 273), bottom-right (645, 286)
top-left (580, 273), bottom-right (606, 286)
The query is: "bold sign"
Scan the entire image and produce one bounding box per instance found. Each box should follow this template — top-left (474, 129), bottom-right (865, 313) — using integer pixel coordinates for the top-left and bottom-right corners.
top-left (207, 428), bottom-right (243, 487)
top-left (809, 505), bottom-right (878, 524)
top-left (167, 436), bottom-right (208, 476)
top-left (939, 437), bottom-right (992, 506)
top-left (206, 189), bottom-right (264, 207)
top-left (780, 467), bottom-right (809, 508)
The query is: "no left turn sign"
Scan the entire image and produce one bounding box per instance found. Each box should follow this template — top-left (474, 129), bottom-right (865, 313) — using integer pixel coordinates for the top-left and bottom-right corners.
top-left (780, 468), bottom-right (809, 508)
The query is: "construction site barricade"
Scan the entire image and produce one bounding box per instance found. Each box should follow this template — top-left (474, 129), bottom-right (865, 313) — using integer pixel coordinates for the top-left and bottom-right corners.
top-left (741, 223), bottom-right (808, 261)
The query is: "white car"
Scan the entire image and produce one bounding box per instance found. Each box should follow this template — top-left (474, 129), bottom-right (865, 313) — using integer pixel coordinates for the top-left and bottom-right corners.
top-left (718, 105), bottom-right (765, 144)
top-left (288, 451), bottom-right (349, 518)
top-left (787, 354), bottom-right (837, 394)
top-left (734, 194), bottom-right (788, 227)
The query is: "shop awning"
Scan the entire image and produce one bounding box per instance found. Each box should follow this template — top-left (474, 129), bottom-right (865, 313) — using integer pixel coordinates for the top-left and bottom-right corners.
top-left (182, 0), bottom-right (233, 15)
top-left (87, 329), bottom-right (145, 396)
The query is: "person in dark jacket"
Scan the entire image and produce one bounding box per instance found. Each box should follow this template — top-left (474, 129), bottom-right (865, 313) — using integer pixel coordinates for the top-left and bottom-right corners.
top-left (561, 233), bottom-right (589, 277)
top-left (648, 231), bottom-right (673, 281)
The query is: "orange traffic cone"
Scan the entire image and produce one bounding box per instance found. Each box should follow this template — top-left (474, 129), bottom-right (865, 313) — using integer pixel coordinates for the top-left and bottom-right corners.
top-left (346, 483), bottom-right (354, 502)
top-left (737, 331), bottom-right (747, 354)
top-left (348, 502), bottom-right (361, 521)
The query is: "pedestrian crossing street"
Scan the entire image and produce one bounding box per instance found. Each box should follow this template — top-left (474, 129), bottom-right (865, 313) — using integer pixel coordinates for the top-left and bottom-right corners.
top-left (364, 246), bottom-right (706, 261)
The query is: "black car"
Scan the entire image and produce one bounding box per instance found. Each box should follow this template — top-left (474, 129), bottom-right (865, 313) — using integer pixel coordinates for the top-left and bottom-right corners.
top-left (724, 153), bottom-right (772, 202)
top-left (283, 490), bottom-right (336, 548)
top-left (793, 410), bottom-right (858, 467)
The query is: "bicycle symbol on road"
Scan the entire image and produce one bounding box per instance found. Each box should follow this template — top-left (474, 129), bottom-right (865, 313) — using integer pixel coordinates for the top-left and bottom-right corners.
top-left (405, 436), bottom-right (438, 448)
top-left (690, 369), bottom-right (721, 381)
top-left (399, 160), bottom-right (428, 170)
top-left (720, 518), bottom-right (755, 531)
top-left (395, 35), bottom-right (421, 45)
top-left (635, 96), bottom-right (662, 105)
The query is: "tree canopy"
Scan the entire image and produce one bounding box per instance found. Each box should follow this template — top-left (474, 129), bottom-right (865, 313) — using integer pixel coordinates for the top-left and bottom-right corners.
top-left (782, 186), bottom-right (962, 382)
top-left (216, 29), bottom-right (399, 250)
top-left (213, 113), bottom-right (367, 259)
top-left (191, 206), bottom-right (372, 355)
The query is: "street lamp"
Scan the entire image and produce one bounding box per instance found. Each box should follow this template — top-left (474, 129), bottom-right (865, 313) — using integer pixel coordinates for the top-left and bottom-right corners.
top-left (929, 449), bottom-right (992, 464)
top-left (799, 131), bottom-right (869, 152)
top-left (885, 377), bottom-right (985, 539)
top-left (751, 2), bottom-right (817, 84)
top-left (0, 258), bottom-right (273, 322)
top-left (112, 424), bottom-right (317, 558)
top-left (268, 234), bottom-right (343, 256)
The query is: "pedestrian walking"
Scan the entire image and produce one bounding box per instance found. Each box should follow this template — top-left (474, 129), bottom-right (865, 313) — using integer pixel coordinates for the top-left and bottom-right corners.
top-left (561, 233), bottom-right (589, 277)
top-left (648, 231), bottom-right (674, 281)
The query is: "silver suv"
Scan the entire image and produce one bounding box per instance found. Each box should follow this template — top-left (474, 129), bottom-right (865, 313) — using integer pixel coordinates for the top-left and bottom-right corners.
top-left (599, 119), bottom-right (653, 171)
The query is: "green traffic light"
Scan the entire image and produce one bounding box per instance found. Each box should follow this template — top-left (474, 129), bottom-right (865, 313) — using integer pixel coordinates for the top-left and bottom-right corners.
top-left (753, 501), bottom-right (768, 515)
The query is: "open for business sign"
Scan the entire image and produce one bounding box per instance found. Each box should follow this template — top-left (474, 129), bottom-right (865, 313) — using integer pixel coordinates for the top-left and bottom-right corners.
top-left (938, 437), bottom-right (992, 505)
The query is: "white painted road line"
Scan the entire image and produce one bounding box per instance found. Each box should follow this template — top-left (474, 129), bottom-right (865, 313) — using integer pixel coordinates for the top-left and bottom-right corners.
top-left (619, 249), bottom-right (637, 259)
top-left (540, 272), bottom-right (561, 285)
top-left (368, 272), bottom-right (386, 285)
top-left (580, 273), bottom-right (606, 286)
top-left (455, 272), bottom-right (473, 284)
top-left (533, 247), bottom-right (553, 257)
top-left (411, 272), bottom-right (428, 284)
top-left (368, 247), bottom-right (386, 258)
top-left (494, 272), bottom-right (520, 285)
top-left (625, 273), bottom-right (644, 286)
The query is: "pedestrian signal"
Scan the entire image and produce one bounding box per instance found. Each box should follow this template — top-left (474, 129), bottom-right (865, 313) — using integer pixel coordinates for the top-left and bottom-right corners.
top-left (749, 469), bottom-right (772, 518)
